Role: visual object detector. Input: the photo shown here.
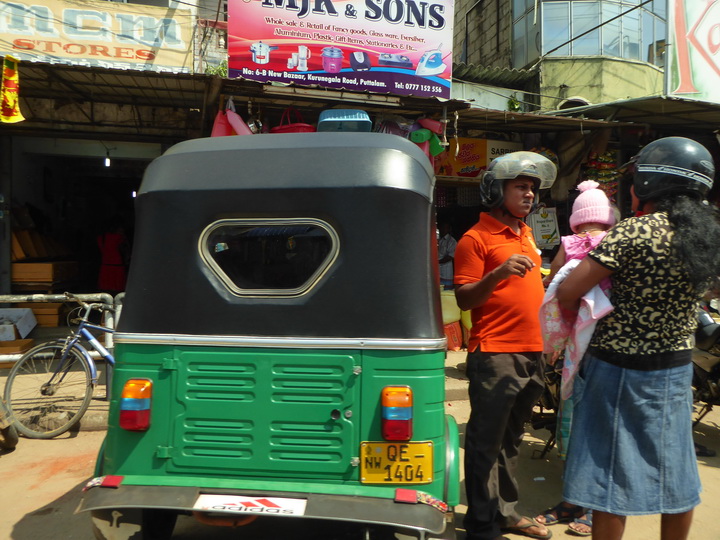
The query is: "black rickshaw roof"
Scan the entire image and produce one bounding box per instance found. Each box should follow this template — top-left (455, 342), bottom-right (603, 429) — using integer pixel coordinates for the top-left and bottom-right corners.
top-left (119, 133), bottom-right (445, 343)
top-left (139, 132), bottom-right (435, 197)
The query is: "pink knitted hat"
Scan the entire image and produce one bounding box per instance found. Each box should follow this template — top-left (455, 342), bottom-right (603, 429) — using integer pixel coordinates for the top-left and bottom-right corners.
top-left (569, 180), bottom-right (617, 233)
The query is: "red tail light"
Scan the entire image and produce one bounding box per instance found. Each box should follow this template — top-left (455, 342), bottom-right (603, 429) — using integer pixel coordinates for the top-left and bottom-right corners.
top-left (381, 385), bottom-right (413, 441)
top-left (119, 379), bottom-right (152, 431)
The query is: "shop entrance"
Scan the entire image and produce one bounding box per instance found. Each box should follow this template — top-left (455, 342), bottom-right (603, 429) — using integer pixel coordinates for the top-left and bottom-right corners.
top-left (10, 138), bottom-right (158, 294)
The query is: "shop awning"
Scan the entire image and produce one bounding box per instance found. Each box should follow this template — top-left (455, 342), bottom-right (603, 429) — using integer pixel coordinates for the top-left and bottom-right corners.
top-left (455, 107), bottom-right (631, 133)
top-left (220, 82), bottom-right (631, 133)
top-left (550, 95), bottom-right (720, 134)
top-left (14, 61), bottom-right (629, 137)
top-left (17, 62), bottom-right (211, 109)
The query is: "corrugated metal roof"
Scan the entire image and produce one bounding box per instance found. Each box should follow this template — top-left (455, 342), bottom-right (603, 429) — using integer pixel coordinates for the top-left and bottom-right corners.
top-left (452, 62), bottom-right (538, 90)
top-left (12, 60), bottom-right (630, 138)
top-left (456, 107), bottom-right (629, 133)
top-left (16, 60), bottom-right (541, 112)
top-left (551, 95), bottom-right (720, 134)
top-left (18, 61), bottom-right (211, 109)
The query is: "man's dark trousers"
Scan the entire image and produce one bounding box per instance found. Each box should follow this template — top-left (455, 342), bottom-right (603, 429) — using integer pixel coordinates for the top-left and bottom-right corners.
top-left (463, 350), bottom-right (545, 540)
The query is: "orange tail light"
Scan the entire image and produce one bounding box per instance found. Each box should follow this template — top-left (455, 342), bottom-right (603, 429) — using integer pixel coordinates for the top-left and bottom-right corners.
top-left (381, 385), bottom-right (413, 441)
top-left (119, 379), bottom-right (153, 431)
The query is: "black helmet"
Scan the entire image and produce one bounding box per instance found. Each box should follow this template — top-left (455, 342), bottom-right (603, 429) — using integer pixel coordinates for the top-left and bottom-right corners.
top-left (479, 151), bottom-right (557, 209)
top-left (633, 137), bottom-right (714, 202)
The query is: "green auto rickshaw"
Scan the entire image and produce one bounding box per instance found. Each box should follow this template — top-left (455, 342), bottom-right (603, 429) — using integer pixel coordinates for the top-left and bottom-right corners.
top-left (79, 132), bottom-right (460, 539)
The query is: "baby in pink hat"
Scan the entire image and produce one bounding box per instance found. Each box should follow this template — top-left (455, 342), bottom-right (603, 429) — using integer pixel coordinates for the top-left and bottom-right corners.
top-left (545, 180), bottom-right (618, 285)
top-left (536, 179), bottom-right (617, 536)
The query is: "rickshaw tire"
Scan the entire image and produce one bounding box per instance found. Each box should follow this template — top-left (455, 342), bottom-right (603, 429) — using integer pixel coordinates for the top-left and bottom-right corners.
top-left (142, 509), bottom-right (177, 540)
top-left (0, 424), bottom-right (18, 450)
top-left (443, 414), bottom-right (461, 507)
top-left (428, 523), bottom-right (458, 540)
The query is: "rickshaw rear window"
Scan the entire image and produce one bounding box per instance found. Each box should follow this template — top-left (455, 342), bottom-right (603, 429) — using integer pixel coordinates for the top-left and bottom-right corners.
top-left (201, 219), bottom-right (337, 296)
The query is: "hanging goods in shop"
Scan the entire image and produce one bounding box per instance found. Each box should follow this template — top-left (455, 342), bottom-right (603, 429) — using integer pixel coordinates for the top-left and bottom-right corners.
top-left (211, 98), bottom-right (253, 137)
top-left (317, 109), bottom-right (372, 132)
top-left (417, 117), bottom-right (443, 134)
top-left (269, 107), bottom-right (316, 133)
top-left (245, 100), bottom-right (263, 134)
top-left (417, 117), bottom-right (447, 157)
top-left (410, 128), bottom-right (432, 158)
top-left (428, 134), bottom-right (444, 156)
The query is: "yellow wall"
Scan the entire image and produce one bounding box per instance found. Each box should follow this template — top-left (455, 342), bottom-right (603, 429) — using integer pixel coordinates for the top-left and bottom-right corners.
top-left (540, 57), bottom-right (664, 111)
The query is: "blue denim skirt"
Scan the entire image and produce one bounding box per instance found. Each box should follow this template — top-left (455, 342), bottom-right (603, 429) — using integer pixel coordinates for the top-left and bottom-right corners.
top-left (563, 352), bottom-right (701, 515)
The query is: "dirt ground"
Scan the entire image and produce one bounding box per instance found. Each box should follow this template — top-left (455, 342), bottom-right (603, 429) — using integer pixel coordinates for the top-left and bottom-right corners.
top-left (1, 400), bottom-right (720, 539)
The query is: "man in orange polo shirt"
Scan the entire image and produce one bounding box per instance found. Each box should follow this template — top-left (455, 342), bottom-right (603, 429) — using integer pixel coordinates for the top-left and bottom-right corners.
top-left (455, 151), bottom-right (557, 540)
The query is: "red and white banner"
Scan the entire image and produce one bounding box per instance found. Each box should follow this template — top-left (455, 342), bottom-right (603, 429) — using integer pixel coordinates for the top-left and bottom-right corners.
top-left (667, 0), bottom-right (720, 103)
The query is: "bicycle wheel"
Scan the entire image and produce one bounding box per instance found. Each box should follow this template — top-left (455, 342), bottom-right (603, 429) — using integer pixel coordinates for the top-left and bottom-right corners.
top-left (4, 343), bottom-right (94, 439)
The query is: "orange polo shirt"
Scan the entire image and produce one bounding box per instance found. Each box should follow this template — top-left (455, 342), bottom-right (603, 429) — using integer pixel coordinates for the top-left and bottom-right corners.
top-left (454, 213), bottom-right (544, 353)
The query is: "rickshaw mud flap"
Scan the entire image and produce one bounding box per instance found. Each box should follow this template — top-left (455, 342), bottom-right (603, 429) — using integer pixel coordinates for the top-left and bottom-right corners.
top-left (77, 485), bottom-right (450, 535)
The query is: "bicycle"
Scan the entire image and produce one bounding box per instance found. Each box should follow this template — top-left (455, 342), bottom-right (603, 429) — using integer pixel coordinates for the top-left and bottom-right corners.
top-left (3, 293), bottom-right (116, 439)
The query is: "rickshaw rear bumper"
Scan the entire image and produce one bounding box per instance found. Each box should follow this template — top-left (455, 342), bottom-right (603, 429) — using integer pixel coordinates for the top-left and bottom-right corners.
top-left (77, 483), bottom-right (453, 536)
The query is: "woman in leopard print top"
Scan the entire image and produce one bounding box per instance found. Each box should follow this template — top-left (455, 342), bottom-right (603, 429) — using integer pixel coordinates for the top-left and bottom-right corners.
top-left (555, 137), bottom-right (720, 540)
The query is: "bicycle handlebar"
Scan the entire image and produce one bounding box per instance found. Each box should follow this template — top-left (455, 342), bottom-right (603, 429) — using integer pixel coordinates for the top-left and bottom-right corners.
top-left (63, 292), bottom-right (115, 313)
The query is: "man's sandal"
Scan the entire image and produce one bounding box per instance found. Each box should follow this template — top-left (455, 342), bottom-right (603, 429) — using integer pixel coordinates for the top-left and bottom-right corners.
top-left (536, 502), bottom-right (585, 525)
top-left (500, 516), bottom-right (552, 540)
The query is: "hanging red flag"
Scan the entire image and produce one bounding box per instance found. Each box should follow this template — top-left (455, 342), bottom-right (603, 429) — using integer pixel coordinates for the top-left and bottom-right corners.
top-left (1, 55), bottom-right (25, 123)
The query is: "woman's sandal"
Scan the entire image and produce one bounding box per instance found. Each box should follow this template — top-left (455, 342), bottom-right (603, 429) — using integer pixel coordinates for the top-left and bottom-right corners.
top-left (566, 511), bottom-right (593, 537)
top-left (536, 502), bottom-right (585, 525)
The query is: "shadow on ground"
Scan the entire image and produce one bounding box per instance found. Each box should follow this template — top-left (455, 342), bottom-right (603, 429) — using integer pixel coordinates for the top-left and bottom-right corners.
top-left (12, 480), bottom-right (95, 540)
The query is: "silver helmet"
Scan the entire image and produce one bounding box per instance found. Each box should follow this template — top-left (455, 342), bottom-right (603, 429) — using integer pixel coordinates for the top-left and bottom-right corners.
top-left (479, 151), bottom-right (557, 209)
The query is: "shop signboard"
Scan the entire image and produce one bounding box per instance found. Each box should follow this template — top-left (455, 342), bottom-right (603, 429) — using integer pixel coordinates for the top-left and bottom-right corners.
top-left (0, 0), bottom-right (193, 73)
top-left (666, 0), bottom-right (720, 104)
top-left (227, 0), bottom-right (454, 98)
top-left (434, 138), bottom-right (522, 178)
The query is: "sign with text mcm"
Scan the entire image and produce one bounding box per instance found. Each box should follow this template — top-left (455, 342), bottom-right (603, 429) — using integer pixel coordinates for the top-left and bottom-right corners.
top-left (0, 0), bottom-right (193, 73)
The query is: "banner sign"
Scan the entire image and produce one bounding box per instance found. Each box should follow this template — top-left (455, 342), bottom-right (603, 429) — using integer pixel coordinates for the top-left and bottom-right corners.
top-left (228, 0), bottom-right (454, 98)
top-left (434, 138), bottom-right (522, 178)
top-left (1, 54), bottom-right (23, 122)
top-left (0, 0), bottom-right (193, 73)
top-left (666, 0), bottom-right (720, 104)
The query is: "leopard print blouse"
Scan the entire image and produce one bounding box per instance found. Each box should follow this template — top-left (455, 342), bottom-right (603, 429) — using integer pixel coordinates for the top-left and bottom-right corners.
top-left (588, 212), bottom-right (699, 356)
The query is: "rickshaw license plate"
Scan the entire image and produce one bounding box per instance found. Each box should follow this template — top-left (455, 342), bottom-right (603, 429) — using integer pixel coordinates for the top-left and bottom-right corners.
top-left (360, 441), bottom-right (433, 484)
